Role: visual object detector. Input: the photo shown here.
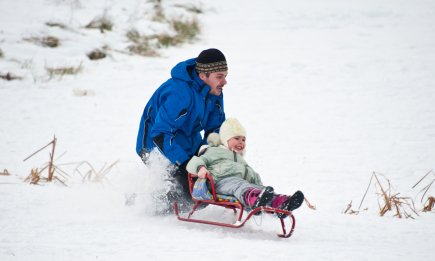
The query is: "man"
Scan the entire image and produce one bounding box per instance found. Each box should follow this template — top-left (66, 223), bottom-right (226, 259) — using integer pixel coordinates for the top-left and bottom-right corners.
top-left (136, 48), bottom-right (228, 213)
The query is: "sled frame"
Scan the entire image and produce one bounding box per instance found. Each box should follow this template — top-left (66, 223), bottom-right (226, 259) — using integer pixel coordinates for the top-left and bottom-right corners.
top-left (174, 173), bottom-right (296, 238)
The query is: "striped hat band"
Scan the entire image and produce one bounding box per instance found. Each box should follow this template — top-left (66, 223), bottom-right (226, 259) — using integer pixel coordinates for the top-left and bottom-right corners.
top-left (196, 61), bottom-right (228, 73)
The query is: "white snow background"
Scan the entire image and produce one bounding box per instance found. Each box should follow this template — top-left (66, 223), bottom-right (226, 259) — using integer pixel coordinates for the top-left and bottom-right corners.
top-left (1, 0), bottom-right (434, 260)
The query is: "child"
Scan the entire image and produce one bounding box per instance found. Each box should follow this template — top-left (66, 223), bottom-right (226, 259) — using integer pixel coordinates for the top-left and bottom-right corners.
top-left (186, 118), bottom-right (304, 217)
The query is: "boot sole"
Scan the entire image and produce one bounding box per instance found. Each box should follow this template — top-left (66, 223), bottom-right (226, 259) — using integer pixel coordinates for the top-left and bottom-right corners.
top-left (277, 191), bottom-right (304, 218)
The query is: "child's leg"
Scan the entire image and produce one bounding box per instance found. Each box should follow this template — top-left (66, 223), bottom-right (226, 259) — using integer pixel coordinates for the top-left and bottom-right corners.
top-left (214, 177), bottom-right (273, 208)
top-left (214, 176), bottom-right (262, 204)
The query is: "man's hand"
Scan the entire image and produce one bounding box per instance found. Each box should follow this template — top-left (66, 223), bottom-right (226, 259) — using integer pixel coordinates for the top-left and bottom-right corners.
top-left (197, 166), bottom-right (209, 179)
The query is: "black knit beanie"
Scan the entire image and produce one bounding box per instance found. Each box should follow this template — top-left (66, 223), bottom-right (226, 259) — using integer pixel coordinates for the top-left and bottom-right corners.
top-left (195, 48), bottom-right (228, 74)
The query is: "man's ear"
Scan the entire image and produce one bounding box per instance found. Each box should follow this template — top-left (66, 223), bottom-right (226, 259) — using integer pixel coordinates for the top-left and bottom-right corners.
top-left (198, 72), bottom-right (207, 81)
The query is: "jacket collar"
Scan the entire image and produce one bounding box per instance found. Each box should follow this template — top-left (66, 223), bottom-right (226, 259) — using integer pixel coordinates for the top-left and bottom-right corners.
top-left (191, 67), bottom-right (210, 98)
top-left (171, 58), bottom-right (211, 98)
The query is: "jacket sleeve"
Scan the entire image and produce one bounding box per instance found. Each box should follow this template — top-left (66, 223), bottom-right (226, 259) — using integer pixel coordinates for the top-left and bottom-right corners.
top-left (246, 166), bottom-right (263, 185)
top-left (186, 155), bottom-right (209, 174)
top-left (151, 89), bottom-right (191, 166)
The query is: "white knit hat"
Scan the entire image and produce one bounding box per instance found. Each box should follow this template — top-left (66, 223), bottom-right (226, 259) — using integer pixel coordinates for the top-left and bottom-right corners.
top-left (219, 118), bottom-right (246, 147)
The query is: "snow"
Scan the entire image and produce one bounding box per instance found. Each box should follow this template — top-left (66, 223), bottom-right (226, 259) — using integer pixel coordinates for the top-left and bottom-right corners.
top-left (1, 0), bottom-right (434, 260)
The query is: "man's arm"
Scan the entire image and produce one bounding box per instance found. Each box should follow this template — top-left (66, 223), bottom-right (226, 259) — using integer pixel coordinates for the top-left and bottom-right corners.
top-left (151, 92), bottom-right (191, 166)
top-left (203, 96), bottom-right (225, 141)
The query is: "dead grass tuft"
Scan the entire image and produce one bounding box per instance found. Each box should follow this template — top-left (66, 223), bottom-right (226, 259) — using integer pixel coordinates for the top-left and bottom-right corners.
top-left (126, 2), bottom-right (202, 56)
top-left (153, 17), bottom-right (200, 48)
top-left (42, 36), bottom-right (60, 47)
top-left (46, 62), bottom-right (83, 79)
top-left (72, 160), bottom-right (119, 184)
top-left (23, 136), bottom-right (68, 186)
top-left (170, 17), bottom-right (200, 42)
top-left (25, 36), bottom-right (60, 48)
top-left (85, 16), bottom-right (113, 33)
top-left (87, 49), bottom-right (106, 60)
top-left (126, 16), bottom-right (200, 56)
top-left (24, 169), bottom-right (40, 184)
top-left (0, 169), bottom-right (10, 176)
top-left (373, 173), bottom-right (419, 218)
top-left (23, 136), bottom-right (117, 186)
top-left (346, 172), bottom-right (418, 218)
top-left (126, 29), bottom-right (159, 57)
top-left (1, 72), bottom-right (23, 81)
top-left (45, 22), bottom-right (68, 30)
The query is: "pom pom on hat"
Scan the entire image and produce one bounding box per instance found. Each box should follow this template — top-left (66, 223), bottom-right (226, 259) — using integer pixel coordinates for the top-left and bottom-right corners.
top-left (207, 133), bottom-right (221, 147)
top-left (219, 118), bottom-right (246, 147)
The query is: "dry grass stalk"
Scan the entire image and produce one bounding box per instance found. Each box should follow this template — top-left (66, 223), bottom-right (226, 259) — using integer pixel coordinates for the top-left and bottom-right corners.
top-left (47, 137), bottom-right (57, 181)
top-left (423, 196), bottom-right (434, 212)
top-left (304, 196), bottom-right (316, 210)
top-left (343, 200), bottom-right (367, 215)
top-left (174, 3), bottom-right (204, 14)
top-left (24, 168), bottom-right (41, 184)
top-left (22, 136), bottom-right (66, 185)
top-left (1, 169), bottom-right (11, 176)
top-left (343, 201), bottom-right (355, 214)
top-left (22, 137), bottom-right (117, 186)
top-left (373, 173), bottom-right (392, 216)
top-left (372, 172), bottom-right (417, 218)
top-left (72, 160), bottom-right (119, 184)
top-left (52, 176), bottom-right (67, 186)
top-left (412, 170), bottom-right (434, 203)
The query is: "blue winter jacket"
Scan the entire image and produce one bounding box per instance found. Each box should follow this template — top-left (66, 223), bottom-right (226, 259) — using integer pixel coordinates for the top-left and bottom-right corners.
top-left (136, 58), bottom-right (226, 166)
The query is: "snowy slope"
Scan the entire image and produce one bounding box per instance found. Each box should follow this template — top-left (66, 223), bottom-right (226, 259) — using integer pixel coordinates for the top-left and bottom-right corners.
top-left (1, 0), bottom-right (434, 260)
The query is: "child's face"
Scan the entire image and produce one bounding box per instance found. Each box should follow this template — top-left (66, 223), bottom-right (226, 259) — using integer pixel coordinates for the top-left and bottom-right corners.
top-left (227, 136), bottom-right (246, 153)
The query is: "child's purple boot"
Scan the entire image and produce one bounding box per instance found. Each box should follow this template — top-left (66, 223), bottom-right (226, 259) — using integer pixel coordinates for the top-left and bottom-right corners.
top-left (275, 190), bottom-right (304, 218)
top-left (244, 186), bottom-right (274, 214)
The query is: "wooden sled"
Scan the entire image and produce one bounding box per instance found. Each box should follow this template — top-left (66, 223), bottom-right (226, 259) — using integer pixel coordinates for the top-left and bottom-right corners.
top-left (174, 173), bottom-right (296, 238)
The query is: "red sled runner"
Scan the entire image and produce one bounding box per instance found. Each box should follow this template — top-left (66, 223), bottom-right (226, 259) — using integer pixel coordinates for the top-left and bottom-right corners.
top-left (174, 173), bottom-right (296, 238)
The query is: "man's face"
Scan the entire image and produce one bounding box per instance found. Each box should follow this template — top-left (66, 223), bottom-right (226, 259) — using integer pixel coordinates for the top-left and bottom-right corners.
top-left (199, 71), bottom-right (228, 96)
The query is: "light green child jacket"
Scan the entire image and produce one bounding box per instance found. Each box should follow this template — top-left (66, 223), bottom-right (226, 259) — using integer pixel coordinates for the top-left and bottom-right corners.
top-left (186, 133), bottom-right (263, 185)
